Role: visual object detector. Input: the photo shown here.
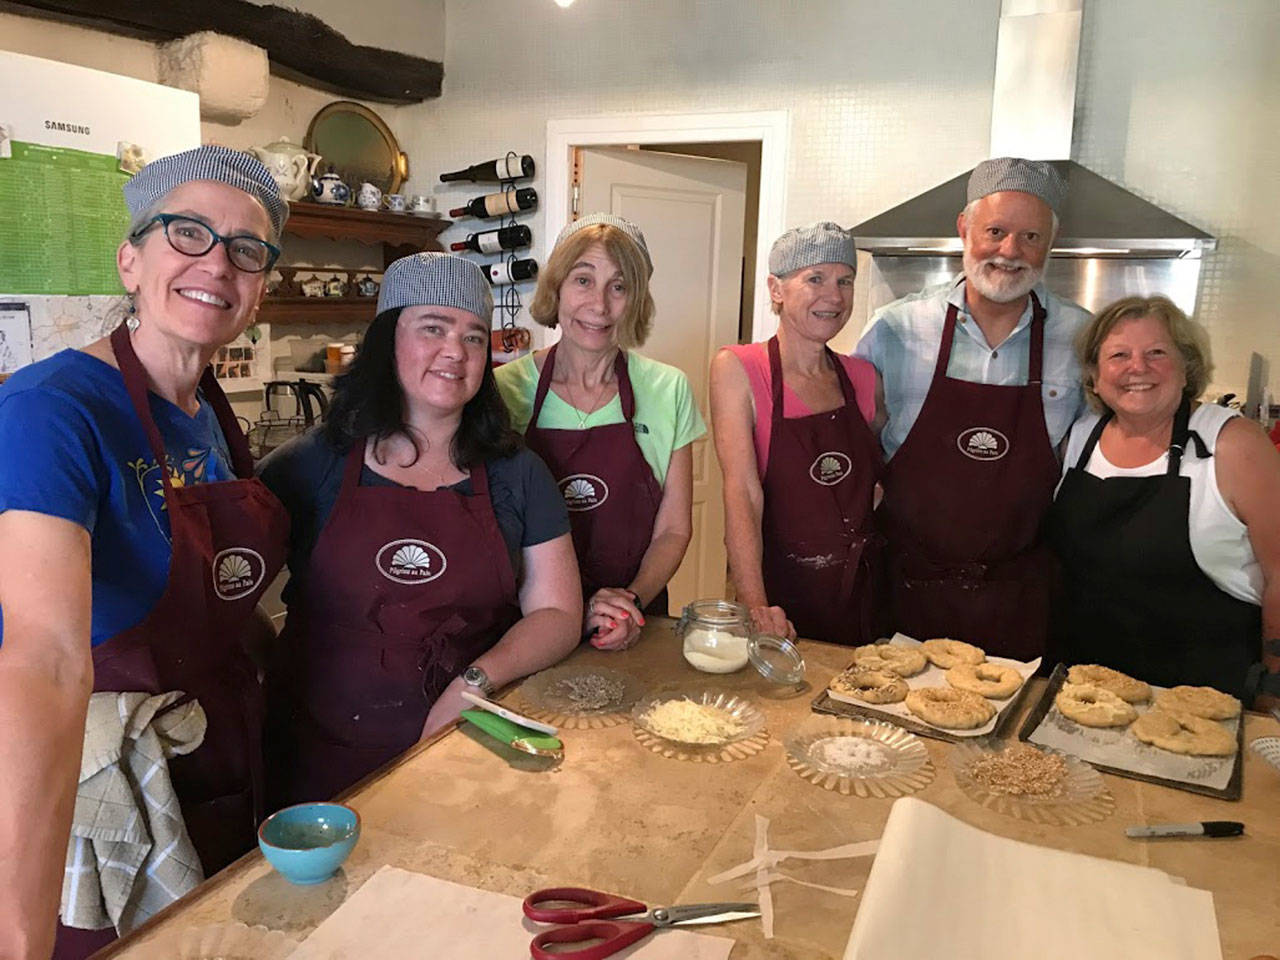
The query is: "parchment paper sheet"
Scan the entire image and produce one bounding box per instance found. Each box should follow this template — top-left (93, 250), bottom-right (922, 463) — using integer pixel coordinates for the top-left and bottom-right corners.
top-left (1027, 683), bottom-right (1239, 791)
top-left (843, 798), bottom-right (1223, 960)
top-left (287, 865), bottom-right (736, 960)
top-left (826, 635), bottom-right (1040, 737)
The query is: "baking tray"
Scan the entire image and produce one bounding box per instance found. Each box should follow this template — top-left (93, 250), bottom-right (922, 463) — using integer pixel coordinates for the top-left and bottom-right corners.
top-left (811, 675), bottom-right (1036, 745)
top-left (1017, 664), bottom-right (1244, 801)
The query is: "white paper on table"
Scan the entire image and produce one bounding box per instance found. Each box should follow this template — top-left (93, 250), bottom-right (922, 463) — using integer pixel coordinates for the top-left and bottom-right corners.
top-left (843, 798), bottom-right (1223, 960)
top-left (1028, 682), bottom-right (1239, 791)
top-left (287, 865), bottom-right (737, 960)
top-left (826, 634), bottom-right (1040, 737)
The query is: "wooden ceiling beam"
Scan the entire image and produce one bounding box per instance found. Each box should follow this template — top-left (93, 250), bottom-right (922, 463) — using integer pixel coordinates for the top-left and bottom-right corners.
top-left (5, 0), bottom-right (443, 104)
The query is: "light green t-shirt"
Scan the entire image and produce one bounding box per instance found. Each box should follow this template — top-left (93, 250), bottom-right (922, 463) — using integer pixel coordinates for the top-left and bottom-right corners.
top-left (495, 350), bottom-right (707, 485)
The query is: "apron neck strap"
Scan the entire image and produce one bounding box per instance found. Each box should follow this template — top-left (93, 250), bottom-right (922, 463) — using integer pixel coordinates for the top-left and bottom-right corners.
top-left (344, 434), bottom-right (492, 495)
top-left (109, 322), bottom-right (255, 482)
top-left (766, 334), bottom-right (857, 427)
top-left (937, 289), bottom-right (1047, 384)
top-left (530, 344), bottom-right (634, 424)
top-left (1166, 397), bottom-right (1194, 474)
top-left (1076, 396), bottom-right (1196, 475)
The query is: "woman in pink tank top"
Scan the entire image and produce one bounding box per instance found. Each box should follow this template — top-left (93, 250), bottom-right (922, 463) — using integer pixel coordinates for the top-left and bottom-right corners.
top-left (710, 223), bottom-right (885, 644)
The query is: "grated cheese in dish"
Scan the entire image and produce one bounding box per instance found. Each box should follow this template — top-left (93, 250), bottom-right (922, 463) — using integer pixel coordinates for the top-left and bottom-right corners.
top-left (641, 699), bottom-right (744, 744)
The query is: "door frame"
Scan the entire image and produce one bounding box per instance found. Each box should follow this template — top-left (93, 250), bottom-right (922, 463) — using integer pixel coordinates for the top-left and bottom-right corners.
top-left (545, 110), bottom-right (788, 343)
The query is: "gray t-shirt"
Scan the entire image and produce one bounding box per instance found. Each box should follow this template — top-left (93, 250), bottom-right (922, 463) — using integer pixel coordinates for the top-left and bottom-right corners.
top-left (257, 428), bottom-right (569, 606)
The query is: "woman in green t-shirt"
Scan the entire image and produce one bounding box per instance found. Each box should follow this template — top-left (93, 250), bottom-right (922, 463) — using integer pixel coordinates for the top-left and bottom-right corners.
top-left (495, 213), bottom-right (705, 650)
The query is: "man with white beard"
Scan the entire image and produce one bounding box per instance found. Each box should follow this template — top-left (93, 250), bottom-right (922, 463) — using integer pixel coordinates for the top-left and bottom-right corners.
top-left (855, 157), bottom-right (1090, 659)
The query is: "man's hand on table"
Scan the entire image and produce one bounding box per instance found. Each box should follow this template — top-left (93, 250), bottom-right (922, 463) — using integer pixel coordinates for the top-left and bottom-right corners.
top-left (749, 604), bottom-right (795, 641)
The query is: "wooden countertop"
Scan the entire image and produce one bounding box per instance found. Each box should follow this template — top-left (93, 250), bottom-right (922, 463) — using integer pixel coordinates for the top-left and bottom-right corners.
top-left (100, 622), bottom-right (1280, 959)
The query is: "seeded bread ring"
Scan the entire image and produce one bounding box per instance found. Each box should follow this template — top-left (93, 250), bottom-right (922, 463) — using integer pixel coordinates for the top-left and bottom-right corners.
top-left (905, 686), bottom-right (995, 730)
top-left (1066, 664), bottom-right (1151, 703)
top-left (1055, 682), bottom-right (1138, 728)
top-left (1132, 709), bottom-right (1235, 756)
top-left (829, 668), bottom-right (908, 704)
top-left (1154, 685), bottom-right (1241, 720)
top-left (946, 662), bottom-right (1022, 700)
top-left (851, 643), bottom-right (928, 677)
top-left (922, 638), bottom-right (986, 670)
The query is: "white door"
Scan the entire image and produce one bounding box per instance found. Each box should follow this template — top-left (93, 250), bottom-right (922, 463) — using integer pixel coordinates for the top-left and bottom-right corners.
top-left (576, 146), bottom-right (747, 611)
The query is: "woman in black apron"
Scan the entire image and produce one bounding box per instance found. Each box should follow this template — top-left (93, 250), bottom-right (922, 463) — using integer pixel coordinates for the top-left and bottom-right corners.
top-left (1047, 296), bottom-right (1280, 705)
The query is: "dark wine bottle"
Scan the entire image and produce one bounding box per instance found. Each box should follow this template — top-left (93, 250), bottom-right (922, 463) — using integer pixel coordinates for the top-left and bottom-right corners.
top-left (485, 259), bottom-right (538, 286)
top-left (439, 154), bottom-right (535, 183)
top-left (450, 224), bottom-right (533, 254)
top-left (449, 188), bottom-right (537, 220)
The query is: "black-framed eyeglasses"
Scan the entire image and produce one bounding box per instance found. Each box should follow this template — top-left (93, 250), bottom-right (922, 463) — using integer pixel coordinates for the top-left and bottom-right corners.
top-left (131, 214), bottom-right (281, 274)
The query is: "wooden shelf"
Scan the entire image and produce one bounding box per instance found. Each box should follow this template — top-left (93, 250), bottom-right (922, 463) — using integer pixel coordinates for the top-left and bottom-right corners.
top-left (284, 202), bottom-right (450, 252)
top-left (259, 297), bottom-right (378, 325)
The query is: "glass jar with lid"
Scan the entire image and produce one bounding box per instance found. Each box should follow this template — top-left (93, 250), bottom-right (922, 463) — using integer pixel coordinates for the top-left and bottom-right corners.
top-left (676, 599), bottom-right (753, 673)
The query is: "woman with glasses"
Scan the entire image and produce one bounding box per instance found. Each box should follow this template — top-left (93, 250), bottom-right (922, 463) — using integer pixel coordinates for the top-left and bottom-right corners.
top-left (0, 145), bottom-right (290, 959)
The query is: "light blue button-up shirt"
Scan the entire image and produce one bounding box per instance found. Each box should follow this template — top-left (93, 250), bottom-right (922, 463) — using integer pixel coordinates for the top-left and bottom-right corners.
top-left (855, 275), bottom-right (1092, 458)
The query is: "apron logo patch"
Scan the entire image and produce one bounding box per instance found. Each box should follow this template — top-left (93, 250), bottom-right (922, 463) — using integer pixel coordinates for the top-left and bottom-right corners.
top-left (376, 539), bottom-right (448, 585)
top-left (560, 473), bottom-right (609, 512)
top-left (212, 547), bottom-right (266, 601)
top-left (957, 427), bottom-right (1010, 461)
top-left (809, 451), bottom-right (852, 486)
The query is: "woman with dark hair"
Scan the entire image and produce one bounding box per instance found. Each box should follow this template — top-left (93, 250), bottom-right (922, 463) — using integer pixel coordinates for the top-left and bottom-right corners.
top-left (258, 253), bottom-right (581, 806)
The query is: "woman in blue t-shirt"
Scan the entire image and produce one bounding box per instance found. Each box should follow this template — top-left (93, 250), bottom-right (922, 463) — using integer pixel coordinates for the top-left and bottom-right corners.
top-left (257, 253), bottom-right (581, 808)
top-left (0, 146), bottom-right (291, 959)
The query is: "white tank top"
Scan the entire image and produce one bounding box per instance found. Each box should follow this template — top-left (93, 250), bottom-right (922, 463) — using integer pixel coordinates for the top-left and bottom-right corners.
top-left (1059, 404), bottom-right (1262, 605)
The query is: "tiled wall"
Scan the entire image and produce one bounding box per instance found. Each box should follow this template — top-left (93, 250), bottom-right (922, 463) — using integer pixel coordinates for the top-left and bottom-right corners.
top-left (399, 0), bottom-right (1004, 349)
top-left (1072, 0), bottom-right (1279, 402)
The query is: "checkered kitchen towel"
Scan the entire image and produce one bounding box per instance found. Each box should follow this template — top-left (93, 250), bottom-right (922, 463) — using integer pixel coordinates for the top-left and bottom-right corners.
top-left (61, 691), bottom-right (207, 934)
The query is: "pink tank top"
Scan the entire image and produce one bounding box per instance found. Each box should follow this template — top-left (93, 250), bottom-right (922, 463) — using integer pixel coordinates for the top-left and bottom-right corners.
top-left (725, 341), bottom-right (878, 479)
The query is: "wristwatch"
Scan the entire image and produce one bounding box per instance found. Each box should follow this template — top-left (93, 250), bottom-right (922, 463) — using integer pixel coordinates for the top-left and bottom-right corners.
top-left (462, 664), bottom-right (494, 697)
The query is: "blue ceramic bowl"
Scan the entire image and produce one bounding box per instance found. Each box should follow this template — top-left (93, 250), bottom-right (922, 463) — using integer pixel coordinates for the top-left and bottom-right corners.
top-left (258, 802), bottom-right (360, 885)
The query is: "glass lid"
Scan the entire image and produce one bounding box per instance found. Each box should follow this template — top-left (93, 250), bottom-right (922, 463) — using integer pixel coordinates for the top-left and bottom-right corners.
top-left (748, 634), bottom-right (806, 685)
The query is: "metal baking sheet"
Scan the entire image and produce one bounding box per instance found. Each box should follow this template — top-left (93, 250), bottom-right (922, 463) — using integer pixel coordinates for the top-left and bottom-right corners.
top-left (811, 678), bottom-right (1036, 745)
top-left (1018, 664), bottom-right (1244, 801)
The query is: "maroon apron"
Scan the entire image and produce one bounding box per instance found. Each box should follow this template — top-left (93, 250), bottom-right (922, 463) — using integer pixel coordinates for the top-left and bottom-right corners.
top-left (266, 443), bottom-right (521, 808)
top-left (523, 345), bottom-right (665, 610)
top-left (759, 336), bottom-right (883, 645)
top-left (54, 324), bottom-right (288, 959)
top-left (878, 291), bottom-right (1059, 660)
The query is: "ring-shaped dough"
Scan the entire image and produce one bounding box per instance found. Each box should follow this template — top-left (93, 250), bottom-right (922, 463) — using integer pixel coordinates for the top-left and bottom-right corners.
top-left (1132, 709), bottom-right (1235, 756)
top-left (1154, 685), bottom-right (1240, 720)
top-left (946, 662), bottom-right (1022, 700)
top-left (1066, 664), bottom-right (1151, 703)
top-left (829, 668), bottom-right (908, 704)
top-left (852, 643), bottom-right (927, 678)
top-left (1054, 682), bottom-right (1137, 728)
top-left (922, 638), bottom-right (986, 670)
top-left (904, 686), bottom-right (995, 730)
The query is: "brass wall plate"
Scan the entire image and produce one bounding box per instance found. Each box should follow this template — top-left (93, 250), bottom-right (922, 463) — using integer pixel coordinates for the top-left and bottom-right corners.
top-left (304, 100), bottom-right (409, 195)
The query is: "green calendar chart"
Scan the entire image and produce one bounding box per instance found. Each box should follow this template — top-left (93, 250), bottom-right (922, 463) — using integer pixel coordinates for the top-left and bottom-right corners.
top-left (0, 142), bottom-right (130, 295)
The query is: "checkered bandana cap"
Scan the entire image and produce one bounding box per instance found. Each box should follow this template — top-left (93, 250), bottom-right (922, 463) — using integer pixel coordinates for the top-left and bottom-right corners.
top-left (556, 212), bottom-right (652, 275)
top-left (768, 221), bottom-right (855, 276)
top-left (966, 157), bottom-right (1067, 214)
top-left (376, 252), bottom-right (494, 321)
top-left (123, 144), bottom-right (288, 237)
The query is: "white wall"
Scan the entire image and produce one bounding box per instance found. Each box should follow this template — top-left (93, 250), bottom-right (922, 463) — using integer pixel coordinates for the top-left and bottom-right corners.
top-left (399, 0), bottom-right (1003, 343)
top-left (1073, 0), bottom-right (1279, 403)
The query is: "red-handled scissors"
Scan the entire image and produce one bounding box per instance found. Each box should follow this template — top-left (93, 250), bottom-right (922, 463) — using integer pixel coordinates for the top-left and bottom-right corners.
top-left (523, 887), bottom-right (759, 960)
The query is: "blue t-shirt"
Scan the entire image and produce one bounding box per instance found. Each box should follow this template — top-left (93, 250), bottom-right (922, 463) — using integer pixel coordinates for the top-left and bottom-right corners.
top-left (0, 350), bottom-right (234, 646)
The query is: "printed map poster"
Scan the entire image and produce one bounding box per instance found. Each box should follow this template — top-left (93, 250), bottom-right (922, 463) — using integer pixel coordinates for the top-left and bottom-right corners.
top-left (0, 51), bottom-right (198, 344)
top-left (0, 302), bottom-right (33, 374)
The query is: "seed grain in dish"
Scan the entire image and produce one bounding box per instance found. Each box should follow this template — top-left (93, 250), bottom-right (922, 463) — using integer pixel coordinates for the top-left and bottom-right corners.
top-left (967, 743), bottom-right (1068, 798)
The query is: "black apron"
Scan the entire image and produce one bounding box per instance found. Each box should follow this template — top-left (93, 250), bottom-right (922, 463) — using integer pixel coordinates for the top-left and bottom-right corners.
top-left (1046, 399), bottom-right (1260, 698)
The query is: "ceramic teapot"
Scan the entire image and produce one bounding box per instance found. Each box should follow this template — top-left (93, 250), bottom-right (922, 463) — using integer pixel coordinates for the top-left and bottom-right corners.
top-left (312, 167), bottom-right (350, 205)
top-left (247, 138), bottom-right (322, 202)
top-left (355, 275), bottom-right (380, 297)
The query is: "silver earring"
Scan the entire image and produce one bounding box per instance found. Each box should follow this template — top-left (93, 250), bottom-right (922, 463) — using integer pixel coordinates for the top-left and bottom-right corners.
top-left (125, 291), bottom-right (140, 331)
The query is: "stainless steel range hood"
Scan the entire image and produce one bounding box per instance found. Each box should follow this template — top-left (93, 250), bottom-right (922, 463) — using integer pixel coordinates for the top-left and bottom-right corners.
top-left (851, 159), bottom-right (1215, 258)
top-left (848, 0), bottom-right (1215, 320)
